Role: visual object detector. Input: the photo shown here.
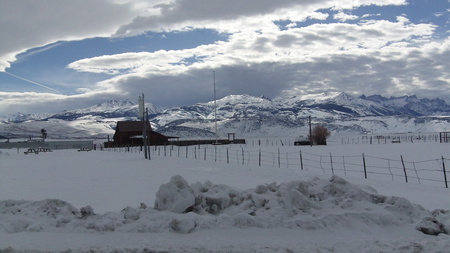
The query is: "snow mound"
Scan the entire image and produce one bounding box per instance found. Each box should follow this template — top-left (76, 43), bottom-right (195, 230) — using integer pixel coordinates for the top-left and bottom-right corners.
top-left (154, 175), bottom-right (195, 213)
top-left (1, 175), bottom-right (447, 236)
top-left (416, 209), bottom-right (450, 235)
top-left (0, 199), bottom-right (79, 233)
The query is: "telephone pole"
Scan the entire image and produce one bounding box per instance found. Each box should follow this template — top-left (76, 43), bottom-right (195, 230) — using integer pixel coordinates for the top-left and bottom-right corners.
top-left (309, 115), bottom-right (312, 147)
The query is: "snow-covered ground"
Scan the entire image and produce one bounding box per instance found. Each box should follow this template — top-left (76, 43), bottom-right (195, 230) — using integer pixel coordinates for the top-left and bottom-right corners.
top-left (1, 141), bottom-right (450, 252)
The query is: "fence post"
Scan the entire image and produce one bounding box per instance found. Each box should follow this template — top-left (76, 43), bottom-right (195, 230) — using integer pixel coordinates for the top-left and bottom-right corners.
top-left (401, 155), bottom-right (408, 183)
top-left (413, 161), bottom-right (420, 184)
top-left (342, 156), bottom-right (347, 176)
top-left (278, 148), bottom-right (280, 168)
top-left (259, 149), bottom-right (261, 167)
top-left (362, 153), bottom-right (367, 179)
top-left (300, 151), bottom-right (303, 170)
top-left (387, 158), bottom-right (394, 182)
top-left (330, 153), bottom-right (334, 174)
top-left (242, 148), bottom-right (244, 165)
top-left (227, 148), bottom-right (229, 164)
top-left (442, 156), bottom-right (448, 188)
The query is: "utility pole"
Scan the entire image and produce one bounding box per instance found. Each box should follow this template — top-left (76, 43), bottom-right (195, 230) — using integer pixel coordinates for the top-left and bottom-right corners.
top-left (213, 71), bottom-right (218, 144)
top-left (146, 107), bottom-right (151, 160)
top-left (309, 115), bottom-right (312, 147)
top-left (140, 93), bottom-right (148, 159)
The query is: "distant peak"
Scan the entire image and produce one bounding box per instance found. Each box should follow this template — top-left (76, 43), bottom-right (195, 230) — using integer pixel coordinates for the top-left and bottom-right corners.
top-left (260, 95), bottom-right (272, 101)
top-left (98, 99), bottom-right (135, 107)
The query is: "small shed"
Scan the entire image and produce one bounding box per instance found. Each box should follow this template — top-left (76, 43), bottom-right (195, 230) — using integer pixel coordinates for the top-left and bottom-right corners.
top-left (113, 121), bottom-right (171, 146)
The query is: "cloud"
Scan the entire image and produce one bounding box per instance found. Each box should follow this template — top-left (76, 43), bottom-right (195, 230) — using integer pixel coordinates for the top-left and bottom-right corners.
top-left (64, 15), bottom-right (448, 108)
top-left (114, 0), bottom-right (407, 35)
top-left (334, 12), bottom-right (359, 22)
top-left (0, 0), bottom-right (141, 71)
top-left (2, 0), bottom-right (449, 115)
top-left (0, 88), bottom-right (125, 115)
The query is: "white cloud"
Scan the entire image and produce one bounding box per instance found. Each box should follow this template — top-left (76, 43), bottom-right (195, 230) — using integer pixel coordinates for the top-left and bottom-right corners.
top-left (62, 15), bottom-right (448, 108)
top-left (0, 0), bottom-right (144, 71)
top-left (2, 0), bottom-right (449, 114)
top-left (334, 12), bottom-right (359, 21)
top-left (69, 17), bottom-right (438, 74)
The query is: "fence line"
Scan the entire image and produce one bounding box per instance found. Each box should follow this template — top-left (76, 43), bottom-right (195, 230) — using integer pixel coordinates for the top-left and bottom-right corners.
top-left (103, 144), bottom-right (450, 188)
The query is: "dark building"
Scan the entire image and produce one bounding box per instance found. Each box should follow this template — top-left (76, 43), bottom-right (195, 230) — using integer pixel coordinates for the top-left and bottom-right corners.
top-left (112, 121), bottom-right (171, 146)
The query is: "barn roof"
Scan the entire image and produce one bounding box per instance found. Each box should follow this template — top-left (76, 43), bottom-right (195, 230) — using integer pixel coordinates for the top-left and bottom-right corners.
top-left (116, 121), bottom-right (152, 133)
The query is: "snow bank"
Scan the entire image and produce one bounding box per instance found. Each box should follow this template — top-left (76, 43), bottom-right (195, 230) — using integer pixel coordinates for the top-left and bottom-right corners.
top-left (2, 175), bottom-right (446, 237)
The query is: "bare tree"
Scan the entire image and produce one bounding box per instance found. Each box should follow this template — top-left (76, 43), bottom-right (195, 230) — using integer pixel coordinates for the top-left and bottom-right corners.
top-left (309, 125), bottom-right (330, 145)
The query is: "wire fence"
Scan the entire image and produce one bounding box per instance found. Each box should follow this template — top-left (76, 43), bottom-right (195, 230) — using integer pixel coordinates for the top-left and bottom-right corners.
top-left (103, 143), bottom-right (450, 189)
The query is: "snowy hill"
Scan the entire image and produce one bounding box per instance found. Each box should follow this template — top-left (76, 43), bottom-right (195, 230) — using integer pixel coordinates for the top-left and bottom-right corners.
top-left (2, 92), bottom-right (450, 139)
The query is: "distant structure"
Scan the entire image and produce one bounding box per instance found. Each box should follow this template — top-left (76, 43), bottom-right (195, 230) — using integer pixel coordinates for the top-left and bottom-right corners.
top-left (440, 132), bottom-right (450, 143)
top-left (110, 121), bottom-right (172, 146)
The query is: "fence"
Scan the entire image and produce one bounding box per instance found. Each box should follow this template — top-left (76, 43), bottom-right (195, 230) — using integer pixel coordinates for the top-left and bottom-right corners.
top-left (0, 140), bottom-right (94, 150)
top-left (103, 143), bottom-right (450, 189)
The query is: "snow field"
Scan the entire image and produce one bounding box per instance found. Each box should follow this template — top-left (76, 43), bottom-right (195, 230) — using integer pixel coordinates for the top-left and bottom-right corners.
top-left (1, 142), bottom-right (450, 252)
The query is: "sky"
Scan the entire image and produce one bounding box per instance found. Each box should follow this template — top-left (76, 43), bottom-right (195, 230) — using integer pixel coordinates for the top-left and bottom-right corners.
top-left (0, 0), bottom-right (449, 115)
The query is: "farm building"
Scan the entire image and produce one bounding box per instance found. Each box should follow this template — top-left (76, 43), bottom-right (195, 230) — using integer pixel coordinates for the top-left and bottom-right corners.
top-left (111, 121), bottom-right (172, 146)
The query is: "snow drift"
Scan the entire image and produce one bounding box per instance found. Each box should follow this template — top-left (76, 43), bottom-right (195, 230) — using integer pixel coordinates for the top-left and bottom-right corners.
top-left (1, 175), bottom-right (448, 237)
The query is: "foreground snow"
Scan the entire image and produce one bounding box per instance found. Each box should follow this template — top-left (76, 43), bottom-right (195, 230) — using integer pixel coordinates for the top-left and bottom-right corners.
top-left (1, 143), bottom-right (450, 252)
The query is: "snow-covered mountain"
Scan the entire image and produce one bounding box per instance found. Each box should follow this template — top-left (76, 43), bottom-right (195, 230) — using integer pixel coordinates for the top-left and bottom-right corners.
top-left (154, 92), bottom-right (450, 137)
top-left (1, 92), bottom-right (450, 139)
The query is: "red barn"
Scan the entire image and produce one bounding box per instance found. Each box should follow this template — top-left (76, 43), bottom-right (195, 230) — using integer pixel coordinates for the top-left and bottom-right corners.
top-left (112, 121), bottom-right (170, 146)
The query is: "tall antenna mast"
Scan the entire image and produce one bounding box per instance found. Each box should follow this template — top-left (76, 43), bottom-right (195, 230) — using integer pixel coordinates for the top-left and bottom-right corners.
top-left (213, 71), bottom-right (218, 143)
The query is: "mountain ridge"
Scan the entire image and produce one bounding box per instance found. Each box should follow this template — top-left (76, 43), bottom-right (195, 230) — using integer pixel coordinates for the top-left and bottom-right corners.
top-left (1, 92), bottom-right (450, 139)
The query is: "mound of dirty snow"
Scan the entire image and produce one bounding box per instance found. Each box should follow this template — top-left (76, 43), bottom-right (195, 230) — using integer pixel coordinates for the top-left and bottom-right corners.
top-left (2, 175), bottom-right (448, 238)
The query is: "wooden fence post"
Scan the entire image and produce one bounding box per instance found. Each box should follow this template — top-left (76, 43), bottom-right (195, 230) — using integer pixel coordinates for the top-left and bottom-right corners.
top-left (300, 151), bottom-right (303, 170)
top-left (259, 149), bottom-right (261, 167)
top-left (342, 156), bottom-right (346, 176)
top-left (330, 153), bottom-right (334, 174)
top-left (278, 148), bottom-right (280, 168)
top-left (401, 155), bottom-right (408, 183)
top-left (442, 156), bottom-right (448, 188)
top-left (413, 161), bottom-right (420, 184)
top-left (362, 153), bottom-right (367, 179)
